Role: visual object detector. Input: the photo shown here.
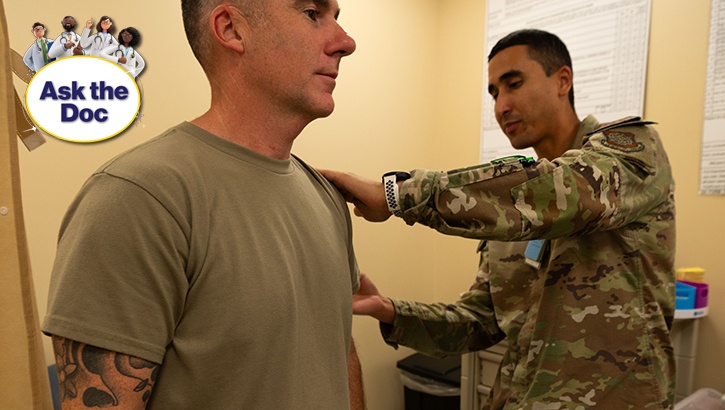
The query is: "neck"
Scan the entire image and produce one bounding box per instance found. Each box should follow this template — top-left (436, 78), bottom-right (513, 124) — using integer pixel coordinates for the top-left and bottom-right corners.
top-left (191, 78), bottom-right (310, 160)
top-left (533, 108), bottom-right (581, 161)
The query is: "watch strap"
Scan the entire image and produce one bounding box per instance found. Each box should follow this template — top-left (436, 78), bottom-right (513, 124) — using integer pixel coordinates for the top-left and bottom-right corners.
top-left (382, 171), bottom-right (411, 218)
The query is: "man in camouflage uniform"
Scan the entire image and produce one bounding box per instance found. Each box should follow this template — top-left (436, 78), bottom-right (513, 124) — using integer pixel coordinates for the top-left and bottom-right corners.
top-left (322, 29), bottom-right (676, 410)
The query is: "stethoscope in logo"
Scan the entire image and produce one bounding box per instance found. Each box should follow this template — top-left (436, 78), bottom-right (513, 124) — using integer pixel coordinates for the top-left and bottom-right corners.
top-left (113, 45), bottom-right (135, 60)
top-left (34, 38), bottom-right (48, 52)
top-left (92, 34), bottom-right (105, 49)
top-left (58, 32), bottom-right (78, 46)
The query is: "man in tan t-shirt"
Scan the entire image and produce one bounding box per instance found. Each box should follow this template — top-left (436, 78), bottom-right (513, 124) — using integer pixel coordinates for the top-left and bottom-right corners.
top-left (43, 1), bottom-right (363, 409)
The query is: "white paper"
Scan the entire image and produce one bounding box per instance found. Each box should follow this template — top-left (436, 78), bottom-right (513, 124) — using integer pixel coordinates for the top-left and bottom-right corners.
top-left (700, 0), bottom-right (725, 195)
top-left (480, 0), bottom-right (652, 163)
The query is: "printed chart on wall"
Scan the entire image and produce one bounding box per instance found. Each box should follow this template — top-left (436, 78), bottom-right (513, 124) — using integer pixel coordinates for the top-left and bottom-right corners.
top-left (701, 0), bottom-right (725, 195)
top-left (480, 0), bottom-right (652, 163)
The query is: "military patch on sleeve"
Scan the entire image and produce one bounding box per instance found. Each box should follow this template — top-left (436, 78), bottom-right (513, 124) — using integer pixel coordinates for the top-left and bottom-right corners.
top-left (601, 130), bottom-right (645, 152)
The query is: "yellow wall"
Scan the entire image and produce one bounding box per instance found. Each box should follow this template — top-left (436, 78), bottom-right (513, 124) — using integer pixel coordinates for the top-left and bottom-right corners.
top-left (5, 0), bottom-right (725, 409)
top-left (647, 0), bottom-right (725, 392)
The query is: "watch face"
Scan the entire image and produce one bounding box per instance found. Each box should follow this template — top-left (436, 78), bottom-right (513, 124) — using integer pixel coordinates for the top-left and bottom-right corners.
top-left (382, 171), bottom-right (411, 182)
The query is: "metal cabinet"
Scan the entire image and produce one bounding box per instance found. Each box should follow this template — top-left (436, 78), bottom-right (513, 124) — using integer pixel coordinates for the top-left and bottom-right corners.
top-left (460, 341), bottom-right (506, 410)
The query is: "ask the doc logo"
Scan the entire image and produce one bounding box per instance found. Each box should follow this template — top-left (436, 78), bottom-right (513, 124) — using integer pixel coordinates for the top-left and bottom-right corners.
top-left (25, 56), bottom-right (140, 143)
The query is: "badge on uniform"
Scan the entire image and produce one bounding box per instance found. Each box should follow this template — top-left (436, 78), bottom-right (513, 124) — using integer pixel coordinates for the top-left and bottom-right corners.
top-left (524, 239), bottom-right (547, 269)
top-left (601, 130), bottom-right (644, 152)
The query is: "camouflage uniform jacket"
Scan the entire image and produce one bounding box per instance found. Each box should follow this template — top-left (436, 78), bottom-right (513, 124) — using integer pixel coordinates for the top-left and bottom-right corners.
top-left (382, 115), bottom-right (676, 410)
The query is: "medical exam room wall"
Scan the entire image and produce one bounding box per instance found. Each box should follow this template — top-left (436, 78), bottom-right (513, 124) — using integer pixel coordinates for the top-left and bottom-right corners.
top-left (5, 1), bottom-right (724, 409)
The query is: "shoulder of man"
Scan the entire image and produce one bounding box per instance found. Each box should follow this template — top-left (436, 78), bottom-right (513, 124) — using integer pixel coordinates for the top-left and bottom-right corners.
top-left (584, 116), bottom-right (663, 175)
top-left (291, 154), bottom-right (351, 220)
top-left (589, 116), bottom-right (656, 134)
top-left (93, 125), bottom-right (203, 184)
top-left (291, 154), bottom-right (336, 194)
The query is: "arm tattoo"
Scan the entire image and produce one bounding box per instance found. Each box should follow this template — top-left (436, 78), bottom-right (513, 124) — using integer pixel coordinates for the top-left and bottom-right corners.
top-left (52, 336), bottom-right (159, 409)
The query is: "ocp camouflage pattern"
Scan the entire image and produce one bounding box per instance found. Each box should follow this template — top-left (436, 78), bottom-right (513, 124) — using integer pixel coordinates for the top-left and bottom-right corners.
top-left (382, 115), bottom-right (676, 410)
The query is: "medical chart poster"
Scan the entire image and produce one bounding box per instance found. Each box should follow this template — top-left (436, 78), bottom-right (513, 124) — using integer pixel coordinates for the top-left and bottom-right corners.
top-left (479, 0), bottom-right (652, 164)
top-left (701, 0), bottom-right (725, 195)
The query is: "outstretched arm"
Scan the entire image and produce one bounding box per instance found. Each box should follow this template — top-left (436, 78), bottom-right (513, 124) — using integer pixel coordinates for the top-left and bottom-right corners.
top-left (354, 263), bottom-right (504, 357)
top-left (318, 169), bottom-right (392, 222)
top-left (51, 335), bottom-right (159, 409)
top-left (79, 26), bottom-right (92, 48)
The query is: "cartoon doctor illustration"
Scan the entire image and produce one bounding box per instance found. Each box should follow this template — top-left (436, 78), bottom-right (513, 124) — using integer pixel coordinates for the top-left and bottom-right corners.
top-left (101, 27), bottom-right (144, 79)
top-left (80, 16), bottom-right (118, 57)
top-left (47, 16), bottom-right (83, 60)
top-left (23, 22), bottom-right (55, 73)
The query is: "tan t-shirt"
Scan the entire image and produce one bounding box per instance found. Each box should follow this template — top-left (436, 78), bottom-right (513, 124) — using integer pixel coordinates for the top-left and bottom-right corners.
top-left (43, 122), bottom-right (360, 409)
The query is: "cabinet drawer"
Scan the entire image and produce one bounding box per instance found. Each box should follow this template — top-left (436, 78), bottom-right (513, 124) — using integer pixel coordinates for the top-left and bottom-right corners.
top-left (478, 350), bottom-right (503, 387)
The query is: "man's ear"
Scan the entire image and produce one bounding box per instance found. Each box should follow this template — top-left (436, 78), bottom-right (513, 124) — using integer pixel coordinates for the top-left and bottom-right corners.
top-left (209, 5), bottom-right (248, 54)
top-left (555, 65), bottom-right (573, 98)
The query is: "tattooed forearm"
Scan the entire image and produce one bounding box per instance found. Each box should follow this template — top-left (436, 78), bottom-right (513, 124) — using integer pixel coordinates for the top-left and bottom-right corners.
top-left (52, 336), bottom-right (159, 409)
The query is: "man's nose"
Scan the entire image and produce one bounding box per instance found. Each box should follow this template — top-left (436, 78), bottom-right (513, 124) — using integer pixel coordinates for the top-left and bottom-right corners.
top-left (328, 22), bottom-right (356, 57)
top-left (494, 93), bottom-right (512, 120)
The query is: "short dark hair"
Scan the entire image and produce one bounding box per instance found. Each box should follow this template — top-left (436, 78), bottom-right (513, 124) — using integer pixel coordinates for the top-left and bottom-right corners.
top-left (96, 16), bottom-right (115, 34)
top-left (181, 0), bottom-right (213, 70)
top-left (489, 29), bottom-right (575, 110)
top-left (118, 27), bottom-right (141, 48)
top-left (32, 22), bottom-right (45, 30)
top-left (181, 0), bottom-right (266, 74)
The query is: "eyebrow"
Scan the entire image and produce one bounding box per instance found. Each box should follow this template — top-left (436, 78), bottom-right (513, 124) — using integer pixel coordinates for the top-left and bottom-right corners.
top-left (487, 69), bottom-right (523, 95)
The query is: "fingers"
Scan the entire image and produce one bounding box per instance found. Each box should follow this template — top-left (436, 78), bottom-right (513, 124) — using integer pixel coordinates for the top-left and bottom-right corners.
top-left (356, 272), bottom-right (368, 288)
top-left (318, 169), bottom-right (369, 193)
top-left (317, 168), bottom-right (334, 180)
top-left (341, 192), bottom-right (355, 203)
top-left (317, 168), bottom-right (391, 222)
top-left (352, 273), bottom-right (395, 323)
top-left (319, 168), bottom-right (361, 206)
top-left (318, 168), bottom-right (348, 189)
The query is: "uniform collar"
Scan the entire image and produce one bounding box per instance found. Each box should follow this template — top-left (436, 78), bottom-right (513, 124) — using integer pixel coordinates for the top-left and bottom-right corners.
top-left (568, 114), bottom-right (599, 150)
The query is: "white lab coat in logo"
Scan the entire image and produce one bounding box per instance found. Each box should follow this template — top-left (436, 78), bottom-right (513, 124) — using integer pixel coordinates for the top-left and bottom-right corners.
top-left (101, 44), bottom-right (145, 78)
top-left (23, 38), bottom-right (53, 72)
top-left (47, 31), bottom-right (82, 60)
top-left (79, 28), bottom-right (118, 57)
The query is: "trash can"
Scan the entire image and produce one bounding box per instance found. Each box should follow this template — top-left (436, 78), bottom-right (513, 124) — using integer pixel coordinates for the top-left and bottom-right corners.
top-left (396, 353), bottom-right (461, 410)
top-left (674, 388), bottom-right (725, 410)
